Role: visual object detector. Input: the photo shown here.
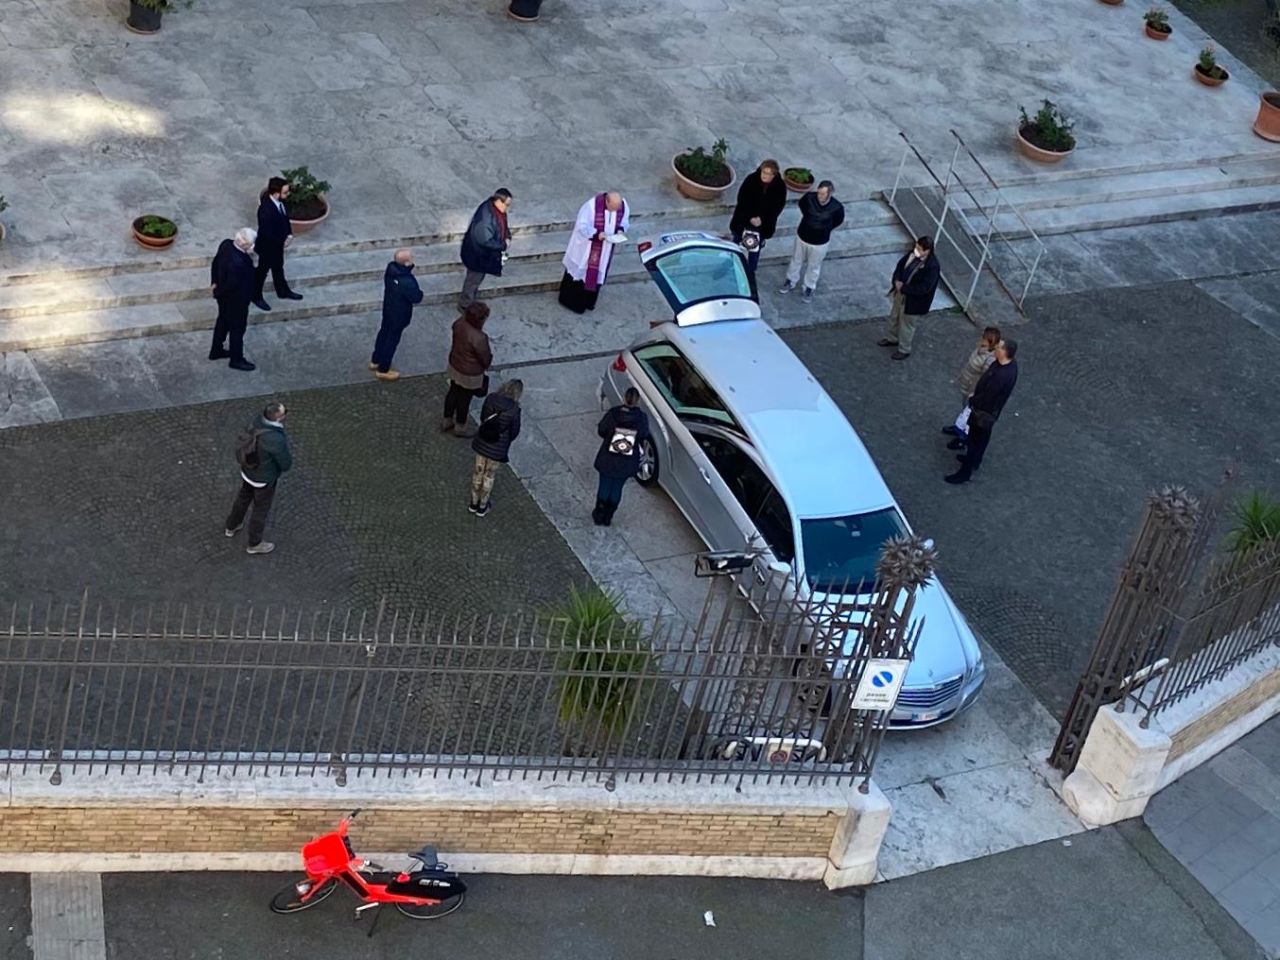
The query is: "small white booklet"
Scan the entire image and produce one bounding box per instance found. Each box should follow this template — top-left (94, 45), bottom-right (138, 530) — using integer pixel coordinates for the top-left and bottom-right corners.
top-left (605, 233), bottom-right (629, 245)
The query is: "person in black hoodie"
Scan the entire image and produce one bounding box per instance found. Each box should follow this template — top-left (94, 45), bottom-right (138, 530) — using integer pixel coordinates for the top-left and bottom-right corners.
top-left (879, 236), bottom-right (942, 360)
top-left (728, 159), bottom-right (787, 294)
top-left (592, 388), bottom-right (651, 526)
top-left (469, 379), bottom-right (523, 517)
top-left (252, 176), bottom-right (303, 311)
top-left (369, 248), bottom-right (424, 382)
top-left (209, 227), bottom-right (258, 371)
top-left (778, 180), bottom-right (845, 304)
top-left (945, 339), bottom-right (1018, 485)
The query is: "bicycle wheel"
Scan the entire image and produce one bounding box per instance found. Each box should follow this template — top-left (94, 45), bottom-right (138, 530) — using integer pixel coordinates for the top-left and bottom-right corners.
top-left (395, 889), bottom-right (465, 919)
top-left (269, 877), bottom-right (337, 914)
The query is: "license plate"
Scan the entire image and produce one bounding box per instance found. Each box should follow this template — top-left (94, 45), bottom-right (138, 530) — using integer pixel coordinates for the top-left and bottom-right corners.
top-left (912, 711), bottom-right (939, 723)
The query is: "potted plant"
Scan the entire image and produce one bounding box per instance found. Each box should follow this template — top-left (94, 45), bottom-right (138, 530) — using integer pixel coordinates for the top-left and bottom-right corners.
top-left (672, 138), bottom-right (736, 201)
top-left (0, 195), bottom-right (8, 244)
top-left (506, 0), bottom-right (541, 21)
top-left (279, 165), bottom-right (331, 233)
top-left (1254, 15), bottom-right (1280, 140)
top-left (131, 214), bottom-right (178, 249)
top-left (1016, 100), bottom-right (1076, 163)
top-left (125, 0), bottom-right (190, 34)
top-left (1143, 6), bottom-right (1171, 39)
top-left (783, 166), bottom-right (815, 193)
top-left (1194, 43), bottom-right (1229, 86)
top-left (1098, 0), bottom-right (1123, 6)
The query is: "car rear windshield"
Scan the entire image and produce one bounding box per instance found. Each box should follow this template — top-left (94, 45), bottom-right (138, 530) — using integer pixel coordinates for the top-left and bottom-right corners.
top-left (651, 246), bottom-right (753, 305)
top-left (800, 508), bottom-right (908, 593)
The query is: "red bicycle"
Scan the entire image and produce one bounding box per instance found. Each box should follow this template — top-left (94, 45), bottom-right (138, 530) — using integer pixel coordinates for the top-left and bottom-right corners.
top-left (269, 809), bottom-right (466, 925)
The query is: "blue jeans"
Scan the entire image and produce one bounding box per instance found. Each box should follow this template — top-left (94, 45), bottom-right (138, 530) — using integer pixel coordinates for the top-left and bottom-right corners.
top-left (597, 473), bottom-right (627, 505)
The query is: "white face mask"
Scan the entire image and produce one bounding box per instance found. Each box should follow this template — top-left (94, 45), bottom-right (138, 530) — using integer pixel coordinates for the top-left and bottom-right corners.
top-left (913, 247), bottom-right (924, 258)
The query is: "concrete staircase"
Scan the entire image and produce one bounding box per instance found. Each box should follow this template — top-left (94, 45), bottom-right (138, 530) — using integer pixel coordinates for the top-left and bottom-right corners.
top-left (1, 142), bottom-right (1277, 353)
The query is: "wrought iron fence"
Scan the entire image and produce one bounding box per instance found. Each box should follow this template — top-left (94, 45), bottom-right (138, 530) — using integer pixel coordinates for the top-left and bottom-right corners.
top-left (0, 539), bottom-right (935, 787)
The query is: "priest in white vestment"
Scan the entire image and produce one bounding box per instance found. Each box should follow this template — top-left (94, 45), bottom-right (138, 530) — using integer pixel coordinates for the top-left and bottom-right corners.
top-left (558, 191), bottom-right (630, 314)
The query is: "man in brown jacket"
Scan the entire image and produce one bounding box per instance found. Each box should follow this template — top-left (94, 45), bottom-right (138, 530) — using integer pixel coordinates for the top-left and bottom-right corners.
top-left (442, 301), bottom-right (493, 437)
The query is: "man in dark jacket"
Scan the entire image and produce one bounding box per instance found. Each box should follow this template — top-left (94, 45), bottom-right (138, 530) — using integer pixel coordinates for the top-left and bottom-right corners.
top-left (209, 227), bottom-right (258, 371)
top-left (459, 188), bottom-right (513, 309)
top-left (225, 401), bottom-right (293, 554)
top-left (252, 176), bottom-right (303, 311)
top-left (469, 379), bottom-right (523, 517)
top-left (592, 388), bottom-right (651, 527)
top-left (368, 248), bottom-right (424, 382)
top-left (945, 339), bottom-right (1018, 485)
top-left (879, 236), bottom-right (942, 360)
top-left (729, 159), bottom-right (787, 293)
top-left (778, 180), bottom-right (845, 304)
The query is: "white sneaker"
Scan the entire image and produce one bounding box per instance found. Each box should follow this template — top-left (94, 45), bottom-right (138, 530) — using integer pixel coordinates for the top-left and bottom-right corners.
top-left (246, 541), bottom-right (275, 555)
top-left (777, 280), bottom-right (794, 294)
top-left (801, 287), bottom-right (814, 304)
top-left (224, 523), bottom-right (242, 538)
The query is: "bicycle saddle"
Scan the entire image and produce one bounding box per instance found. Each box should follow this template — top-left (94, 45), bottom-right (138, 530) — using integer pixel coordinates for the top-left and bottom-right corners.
top-left (407, 845), bottom-right (440, 870)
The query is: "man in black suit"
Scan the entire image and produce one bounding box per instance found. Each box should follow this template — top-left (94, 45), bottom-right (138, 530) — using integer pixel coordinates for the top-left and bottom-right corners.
top-left (945, 338), bottom-right (1019, 485)
top-left (210, 227), bottom-right (259, 371)
top-left (253, 176), bottom-right (303, 311)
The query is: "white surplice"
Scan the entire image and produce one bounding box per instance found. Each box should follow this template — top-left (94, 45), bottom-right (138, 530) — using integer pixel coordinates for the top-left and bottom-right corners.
top-left (562, 195), bottom-right (631, 284)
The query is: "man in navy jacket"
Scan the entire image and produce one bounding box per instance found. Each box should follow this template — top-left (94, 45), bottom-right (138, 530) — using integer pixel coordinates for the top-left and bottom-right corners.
top-left (253, 176), bottom-right (303, 311)
top-left (210, 227), bottom-right (259, 371)
top-left (458, 188), bottom-right (513, 309)
top-left (946, 338), bottom-right (1019, 485)
top-left (369, 249), bottom-right (424, 381)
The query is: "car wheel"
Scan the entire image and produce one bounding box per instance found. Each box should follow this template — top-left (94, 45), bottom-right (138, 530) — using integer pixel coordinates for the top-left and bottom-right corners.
top-left (635, 436), bottom-right (659, 487)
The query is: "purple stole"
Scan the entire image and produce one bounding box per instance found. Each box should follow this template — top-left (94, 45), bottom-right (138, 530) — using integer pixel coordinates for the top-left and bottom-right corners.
top-left (584, 193), bottom-right (623, 292)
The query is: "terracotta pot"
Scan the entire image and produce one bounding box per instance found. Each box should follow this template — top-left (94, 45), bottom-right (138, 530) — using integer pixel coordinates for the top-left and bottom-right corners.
top-left (1144, 22), bottom-right (1171, 40)
top-left (288, 195), bottom-right (330, 234)
top-left (131, 216), bottom-right (177, 249)
top-left (1015, 127), bottom-right (1074, 164)
top-left (1254, 91), bottom-right (1280, 142)
top-left (783, 173), bottom-right (814, 193)
top-left (125, 0), bottom-right (163, 33)
top-left (1098, 0), bottom-right (1123, 5)
top-left (672, 157), bottom-right (737, 201)
top-left (1193, 64), bottom-right (1228, 87)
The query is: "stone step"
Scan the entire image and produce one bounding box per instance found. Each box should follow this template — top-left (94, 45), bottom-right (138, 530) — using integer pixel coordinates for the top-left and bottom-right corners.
top-left (0, 222), bottom-right (913, 353)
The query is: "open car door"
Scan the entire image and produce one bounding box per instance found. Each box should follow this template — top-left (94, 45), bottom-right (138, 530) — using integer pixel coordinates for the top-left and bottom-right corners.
top-left (638, 232), bottom-right (761, 327)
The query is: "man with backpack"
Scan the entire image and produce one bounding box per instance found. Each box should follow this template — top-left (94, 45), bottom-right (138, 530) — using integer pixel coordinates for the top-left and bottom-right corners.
top-left (225, 401), bottom-right (292, 555)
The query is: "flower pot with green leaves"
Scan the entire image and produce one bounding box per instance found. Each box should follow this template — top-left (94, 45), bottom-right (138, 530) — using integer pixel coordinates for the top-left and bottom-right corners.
top-left (279, 165), bottom-right (331, 233)
top-left (0, 195), bottom-right (8, 244)
top-left (126, 0), bottom-right (190, 34)
top-left (672, 138), bottom-right (736, 201)
top-left (783, 166), bottom-right (815, 193)
top-left (1143, 6), bottom-right (1171, 39)
top-left (1194, 44), bottom-right (1229, 86)
top-left (131, 214), bottom-right (177, 249)
top-left (1016, 100), bottom-right (1076, 163)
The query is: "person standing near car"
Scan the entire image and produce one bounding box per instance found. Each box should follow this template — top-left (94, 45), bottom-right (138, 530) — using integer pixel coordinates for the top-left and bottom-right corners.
top-left (459, 188), bottom-right (513, 309)
top-left (879, 236), bottom-right (941, 360)
top-left (225, 401), bottom-right (292, 555)
top-left (945, 338), bottom-right (1018, 485)
top-left (729, 159), bottom-right (787, 296)
top-left (592, 388), bottom-right (650, 527)
top-left (209, 227), bottom-right (258, 371)
top-left (469, 379), bottom-right (523, 518)
top-left (252, 177), bottom-right (303, 312)
top-left (442, 301), bottom-right (493, 437)
top-left (942, 325), bottom-right (1000, 442)
top-left (778, 180), bottom-right (844, 304)
top-left (368, 248), bottom-right (424, 382)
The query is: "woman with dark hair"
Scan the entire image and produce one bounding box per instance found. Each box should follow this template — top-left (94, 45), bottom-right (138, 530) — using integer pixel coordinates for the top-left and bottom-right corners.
top-left (728, 159), bottom-right (787, 290)
top-left (469, 379), bottom-right (523, 517)
top-left (442, 301), bottom-right (493, 436)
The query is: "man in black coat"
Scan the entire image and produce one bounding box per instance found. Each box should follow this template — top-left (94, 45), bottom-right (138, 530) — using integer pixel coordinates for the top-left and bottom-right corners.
top-left (779, 180), bottom-right (845, 304)
top-left (945, 338), bottom-right (1019, 485)
top-left (593, 388), bottom-right (651, 526)
top-left (209, 227), bottom-right (259, 371)
top-left (728, 159), bottom-right (787, 294)
top-left (459, 188), bottom-right (513, 309)
top-left (879, 236), bottom-right (941, 360)
top-left (368, 248), bottom-right (424, 382)
top-left (252, 176), bottom-right (303, 311)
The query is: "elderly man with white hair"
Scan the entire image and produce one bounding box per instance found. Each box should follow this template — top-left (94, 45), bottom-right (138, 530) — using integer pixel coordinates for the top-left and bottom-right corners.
top-left (210, 227), bottom-right (259, 371)
top-left (558, 190), bottom-right (630, 315)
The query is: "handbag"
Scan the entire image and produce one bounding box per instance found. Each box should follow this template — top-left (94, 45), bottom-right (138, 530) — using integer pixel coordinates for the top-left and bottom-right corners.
top-left (968, 408), bottom-right (997, 431)
top-left (473, 375), bottom-right (490, 398)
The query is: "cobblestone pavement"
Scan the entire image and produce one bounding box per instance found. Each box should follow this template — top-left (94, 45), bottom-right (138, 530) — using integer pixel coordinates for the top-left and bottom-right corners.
top-left (784, 279), bottom-right (1280, 717)
top-left (0, 874), bottom-right (31, 960)
top-left (0, 375), bottom-right (586, 614)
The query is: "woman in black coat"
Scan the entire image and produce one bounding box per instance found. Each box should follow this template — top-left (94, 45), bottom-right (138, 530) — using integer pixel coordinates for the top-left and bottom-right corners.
top-left (728, 159), bottom-right (788, 286)
top-left (592, 388), bottom-right (651, 527)
top-left (469, 378), bottom-right (523, 517)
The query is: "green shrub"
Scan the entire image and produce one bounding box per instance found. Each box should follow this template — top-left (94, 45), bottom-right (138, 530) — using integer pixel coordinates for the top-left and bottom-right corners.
top-left (1019, 100), bottom-right (1076, 152)
top-left (674, 138), bottom-right (732, 187)
top-left (135, 215), bottom-right (176, 238)
top-left (1144, 6), bottom-right (1170, 30)
top-left (1227, 491), bottom-right (1280, 557)
top-left (0, 195), bottom-right (8, 214)
top-left (784, 167), bottom-right (814, 184)
top-left (280, 165), bottom-right (331, 220)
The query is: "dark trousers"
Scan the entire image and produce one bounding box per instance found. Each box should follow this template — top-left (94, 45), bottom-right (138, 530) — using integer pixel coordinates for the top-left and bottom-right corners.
top-left (593, 473), bottom-right (628, 524)
top-left (225, 480), bottom-right (277, 546)
top-left (731, 232), bottom-right (763, 300)
top-left (371, 318), bottom-right (410, 373)
top-left (458, 269), bottom-right (487, 309)
top-left (253, 250), bottom-right (293, 299)
top-left (959, 423), bottom-right (993, 475)
top-left (211, 298), bottom-right (249, 361)
top-left (443, 381), bottom-right (475, 425)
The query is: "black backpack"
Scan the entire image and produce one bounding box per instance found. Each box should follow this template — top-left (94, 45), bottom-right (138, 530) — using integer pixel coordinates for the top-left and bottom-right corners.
top-left (234, 423), bottom-right (266, 471)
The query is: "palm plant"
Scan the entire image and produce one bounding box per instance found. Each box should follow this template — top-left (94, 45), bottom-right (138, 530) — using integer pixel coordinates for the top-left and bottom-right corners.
top-left (1227, 491), bottom-right (1280, 557)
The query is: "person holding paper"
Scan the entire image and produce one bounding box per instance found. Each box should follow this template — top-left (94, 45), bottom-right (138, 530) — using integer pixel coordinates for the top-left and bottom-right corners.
top-left (558, 191), bottom-right (630, 314)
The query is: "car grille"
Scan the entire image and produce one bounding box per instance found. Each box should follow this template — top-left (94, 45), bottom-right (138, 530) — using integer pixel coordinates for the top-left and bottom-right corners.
top-left (896, 675), bottom-right (963, 710)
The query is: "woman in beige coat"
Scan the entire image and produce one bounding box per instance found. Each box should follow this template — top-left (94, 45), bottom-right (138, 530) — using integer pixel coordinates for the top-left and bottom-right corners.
top-left (943, 326), bottom-right (1000, 439)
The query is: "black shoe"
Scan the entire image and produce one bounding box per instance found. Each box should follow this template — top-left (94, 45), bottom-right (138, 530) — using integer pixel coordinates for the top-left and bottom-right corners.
top-left (946, 438), bottom-right (967, 450)
top-left (208, 347), bottom-right (230, 360)
top-left (942, 425), bottom-right (962, 436)
top-left (280, 291), bottom-right (304, 301)
top-left (252, 299), bottom-right (271, 311)
top-left (229, 358), bottom-right (257, 372)
top-left (944, 470), bottom-right (972, 485)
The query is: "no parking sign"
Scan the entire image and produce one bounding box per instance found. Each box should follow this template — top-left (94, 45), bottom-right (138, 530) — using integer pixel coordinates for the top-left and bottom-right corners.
top-left (851, 658), bottom-right (910, 712)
